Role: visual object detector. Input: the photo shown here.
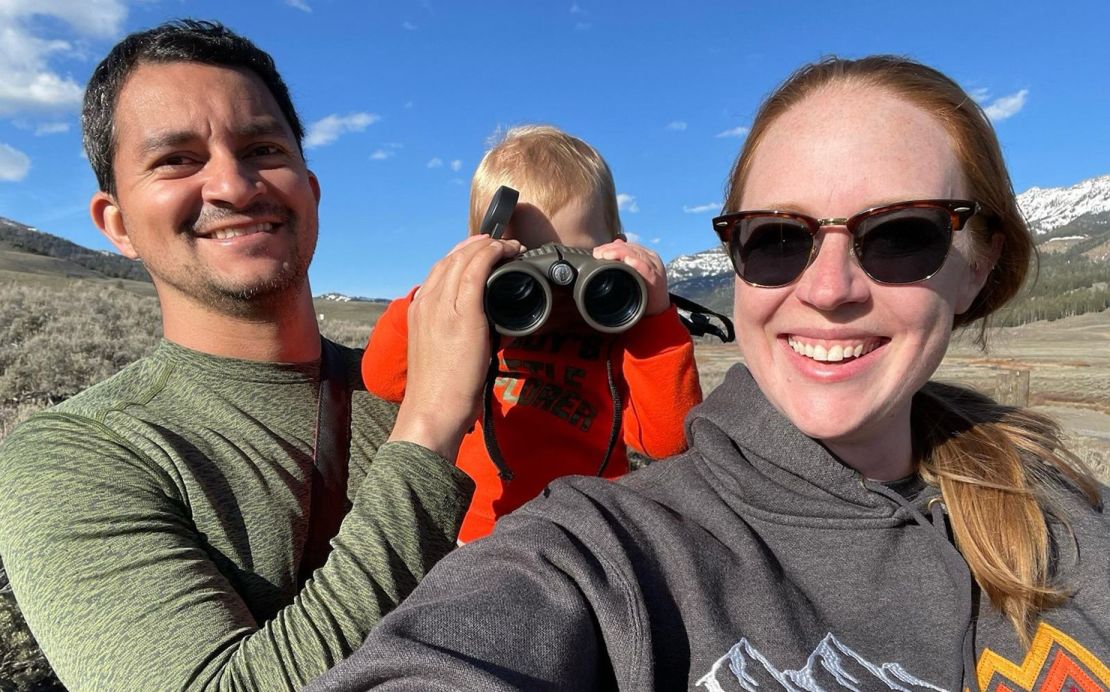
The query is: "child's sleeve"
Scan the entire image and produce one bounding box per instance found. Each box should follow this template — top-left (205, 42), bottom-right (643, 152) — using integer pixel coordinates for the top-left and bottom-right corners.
top-left (361, 288), bottom-right (419, 404)
top-left (618, 304), bottom-right (703, 459)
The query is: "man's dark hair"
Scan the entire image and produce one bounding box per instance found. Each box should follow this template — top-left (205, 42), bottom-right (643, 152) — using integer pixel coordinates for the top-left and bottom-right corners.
top-left (82, 19), bottom-right (305, 195)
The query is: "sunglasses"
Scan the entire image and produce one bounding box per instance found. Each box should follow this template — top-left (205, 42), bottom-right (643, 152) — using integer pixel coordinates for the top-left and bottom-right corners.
top-left (712, 199), bottom-right (979, 288)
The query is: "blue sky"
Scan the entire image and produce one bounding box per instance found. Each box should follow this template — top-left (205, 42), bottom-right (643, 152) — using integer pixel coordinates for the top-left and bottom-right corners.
top-left (1, 0), bottom-right (1108, 299)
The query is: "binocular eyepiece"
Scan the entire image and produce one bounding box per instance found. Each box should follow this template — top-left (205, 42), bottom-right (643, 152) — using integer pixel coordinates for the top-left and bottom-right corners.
top-left (485, 243), bottom-right (647, 337)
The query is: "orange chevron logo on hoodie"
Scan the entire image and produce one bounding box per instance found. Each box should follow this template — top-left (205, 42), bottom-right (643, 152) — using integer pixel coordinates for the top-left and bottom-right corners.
top-left (975, 622), bottom-right (1109, 691)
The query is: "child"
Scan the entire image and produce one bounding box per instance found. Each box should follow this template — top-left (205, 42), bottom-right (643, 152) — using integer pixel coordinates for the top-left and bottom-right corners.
top-left (362, 125), bottom-right (702, 542)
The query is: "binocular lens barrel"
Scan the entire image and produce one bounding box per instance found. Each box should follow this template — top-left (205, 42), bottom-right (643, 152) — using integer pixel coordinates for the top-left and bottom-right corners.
top-left (485, 244), bottom-right (647, 337)
top-left (485, 270), bottom-right (551, 336)
top-left (578, 268), bottom-right (644, 331)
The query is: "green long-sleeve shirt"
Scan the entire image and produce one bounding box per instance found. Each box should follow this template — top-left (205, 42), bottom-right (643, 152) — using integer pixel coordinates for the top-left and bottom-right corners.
top-left (0, 339), bottom-right (474, 691)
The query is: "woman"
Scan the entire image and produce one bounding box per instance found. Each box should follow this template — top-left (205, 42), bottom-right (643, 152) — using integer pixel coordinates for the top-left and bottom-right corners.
top-left (310, 57), bottom-right (1108, 691)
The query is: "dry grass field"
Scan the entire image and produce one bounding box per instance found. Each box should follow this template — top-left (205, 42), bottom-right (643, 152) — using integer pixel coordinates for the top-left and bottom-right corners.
top-left (693, 309), bottom-right (1110, 484)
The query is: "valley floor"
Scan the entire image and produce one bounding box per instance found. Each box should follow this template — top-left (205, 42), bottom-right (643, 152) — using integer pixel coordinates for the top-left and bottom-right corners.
top-left (693, 309), bottom-right (1110, 484)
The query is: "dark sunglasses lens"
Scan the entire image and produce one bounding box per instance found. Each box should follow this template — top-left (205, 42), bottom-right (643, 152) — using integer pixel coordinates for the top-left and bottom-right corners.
top-left (734, 217), bottom-right (814, 286)
top-left (856, 208), bottom-right (952, 284)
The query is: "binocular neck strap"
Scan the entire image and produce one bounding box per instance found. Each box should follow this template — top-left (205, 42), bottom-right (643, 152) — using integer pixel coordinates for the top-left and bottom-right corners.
top-left (596, 340), bottom-right (621, 478)
top-left (668, 293), bottom-right (736, 343)
top-left (482, 331), bottom-right (515, 482)
top-left (481, 333), bottom-right (623, 483)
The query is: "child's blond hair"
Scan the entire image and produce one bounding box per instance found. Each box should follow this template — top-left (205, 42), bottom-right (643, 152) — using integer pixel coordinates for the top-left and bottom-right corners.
top-left (468, 125), bottom-right (622, 239)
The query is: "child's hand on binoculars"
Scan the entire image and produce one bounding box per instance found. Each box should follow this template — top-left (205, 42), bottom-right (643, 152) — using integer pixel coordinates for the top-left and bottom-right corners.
top-left (389, 235), bottom-right (523, 461)
top-left (593, 239), bottom-right (671, 316)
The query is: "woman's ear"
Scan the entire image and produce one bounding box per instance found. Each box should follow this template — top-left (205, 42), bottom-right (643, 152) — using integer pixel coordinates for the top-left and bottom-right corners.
top-left (90, 192), bottom-right (137, 259)
top-left (956, 233), bottom-right (1003, 314)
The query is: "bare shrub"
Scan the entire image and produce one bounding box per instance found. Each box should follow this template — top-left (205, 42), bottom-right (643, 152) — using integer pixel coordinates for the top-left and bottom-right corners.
top-left (319, 318), bottom-right (374, 349)
top-left (0, 587), bottom-right (64, 691)
top-left (0, 402), bottom-right (44, 442)
top-left (0, 281), bottom-right (161, 409)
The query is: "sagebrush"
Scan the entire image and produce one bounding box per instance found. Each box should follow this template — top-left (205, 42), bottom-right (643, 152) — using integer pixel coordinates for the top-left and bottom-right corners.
top-left (0, 281), bottom-right (373, 440)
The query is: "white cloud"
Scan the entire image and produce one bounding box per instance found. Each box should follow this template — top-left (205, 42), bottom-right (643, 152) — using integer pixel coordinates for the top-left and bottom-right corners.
top-left (617, 193), bottom-right (639, 213)
top-left (575, 22), bottom-right (592, 30)
top-left (570, 3), bottom-right (584, 13)
top-left (715, 125), bottom-right (749, 139)
top-left (286, 0), bottom-right (312, 12)
top-left (0, 0), bottom-right (129, 116)
top-left (624, 231), bottom-right (641, 243)
top-left (402, 21), bottom-right (418, 30)
top-left (983, 89), bottom-right (1028, 122)
top-left (370, 149), bottom-right (395, 161)
top-left (684, 202), bottom-right (721, 214)
top-left (666, 121), bottom-right (687, 131)
top-left (0, 1), bottom-right (127, 38)
top-left (304, 112), bottom-right (380, 149)
top-left (450, 159), bottom-right (462, 172)
top-left (0, 142), bottom-right (32, 181)
top-left (427, 157), bottom-right (443, 168)
top-left (968, 87), bottom-right (991, 104)
top-left (34, 121), bottom-right (68, 135)
top-left (650, 237), bottom-right (661, 244)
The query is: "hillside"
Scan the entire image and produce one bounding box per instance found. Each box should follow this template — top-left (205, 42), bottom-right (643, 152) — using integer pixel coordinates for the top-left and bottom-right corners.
top-left (0, 216), bottom-right (388, 325)
top-left (0, 217), bottom-right (149, 283)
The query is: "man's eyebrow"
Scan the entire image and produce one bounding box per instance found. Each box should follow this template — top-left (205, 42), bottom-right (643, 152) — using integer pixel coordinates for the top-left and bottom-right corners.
top-left (234, 118), bottom-right (293, 141)
top-left (136, 118), bottom-right (293, 156)
top-left (137, 130), bottom-right (196, 156)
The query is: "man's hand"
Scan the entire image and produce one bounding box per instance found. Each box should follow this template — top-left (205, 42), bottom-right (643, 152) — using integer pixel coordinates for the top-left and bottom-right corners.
top-left (389, 235), bottom-right (523, 460)
top-left (593, 239), bottom-right (670, 316)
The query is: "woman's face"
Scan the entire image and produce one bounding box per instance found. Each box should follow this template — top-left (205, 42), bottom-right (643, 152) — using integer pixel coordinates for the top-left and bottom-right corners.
top-left (734, 85), bottom-right (994, 477)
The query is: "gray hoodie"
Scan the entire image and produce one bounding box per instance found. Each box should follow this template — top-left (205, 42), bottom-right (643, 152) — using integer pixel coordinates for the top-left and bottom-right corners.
top-left (309, 365), bottom-right (1110, 691)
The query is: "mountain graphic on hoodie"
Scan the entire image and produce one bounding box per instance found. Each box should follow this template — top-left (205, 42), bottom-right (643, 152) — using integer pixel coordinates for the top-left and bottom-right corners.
top-left (696, 633), bottom-right (946, 692)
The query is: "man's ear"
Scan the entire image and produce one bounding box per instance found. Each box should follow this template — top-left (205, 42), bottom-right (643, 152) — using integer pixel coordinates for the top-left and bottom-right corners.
top-left (308, 169), bottom-right (321, 204)
top-left (90, 191), bottom-right (138, 259)
top-left (956, 232), bottom-right (1003, 314)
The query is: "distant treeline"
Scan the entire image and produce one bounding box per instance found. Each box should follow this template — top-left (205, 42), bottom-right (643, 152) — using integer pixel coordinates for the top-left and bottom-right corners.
top-left (0, 217), bottom-right (150, 282)
top-left (993, 218), bottom-right (1110, 326)
top-left (996, 252), bottom-right (1110, 326)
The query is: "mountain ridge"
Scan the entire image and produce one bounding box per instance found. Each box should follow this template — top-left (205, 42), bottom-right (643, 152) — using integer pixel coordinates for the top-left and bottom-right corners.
top-left (0, 216), bottom-right (149, 283)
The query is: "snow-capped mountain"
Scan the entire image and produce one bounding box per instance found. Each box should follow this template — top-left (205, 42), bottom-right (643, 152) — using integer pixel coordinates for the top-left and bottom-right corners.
top-left (1017, 174), bottom-right (1110, 234)
top-left (667, 245), bottom-right (731, 284)
top-left (314, 292), bottom-right (388, 304)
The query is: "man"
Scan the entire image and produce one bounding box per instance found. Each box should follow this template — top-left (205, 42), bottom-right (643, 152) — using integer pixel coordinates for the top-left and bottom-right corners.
top-left (0, 20), bottom-right (518, 690)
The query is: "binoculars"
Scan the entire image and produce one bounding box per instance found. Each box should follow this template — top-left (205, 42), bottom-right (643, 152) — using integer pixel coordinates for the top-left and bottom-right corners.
top-left (478, 185), bottom-right (647, 337)
top-left (485, 243), bottom-right (647, 337)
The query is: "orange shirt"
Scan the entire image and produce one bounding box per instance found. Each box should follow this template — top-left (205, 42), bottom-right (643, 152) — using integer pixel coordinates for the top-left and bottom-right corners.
top-left (362, 288), bottom-right (702, 542)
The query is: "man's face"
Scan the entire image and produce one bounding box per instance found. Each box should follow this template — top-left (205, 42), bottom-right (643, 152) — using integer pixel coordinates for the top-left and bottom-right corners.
top-left (92, 61), bottom-right (320, 315)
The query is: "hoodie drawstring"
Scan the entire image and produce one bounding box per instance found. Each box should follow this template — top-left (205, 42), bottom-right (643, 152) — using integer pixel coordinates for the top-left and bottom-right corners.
top-left (864, 481), bottom-right (981, 692)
